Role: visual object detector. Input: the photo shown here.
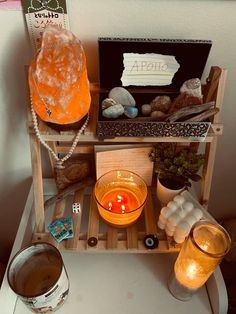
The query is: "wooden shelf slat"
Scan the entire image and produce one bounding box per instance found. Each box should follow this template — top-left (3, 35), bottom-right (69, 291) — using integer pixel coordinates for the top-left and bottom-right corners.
top-left (107, 226), bottom-right (118, 249)
top-left (127, 225), bottom-right (138, 249)
top-left (86, 193), bottom-right (100, 250)
top-left (144, 191), bottom-right (158, 235)
top-left (66, 189), bottom-right (85, 250)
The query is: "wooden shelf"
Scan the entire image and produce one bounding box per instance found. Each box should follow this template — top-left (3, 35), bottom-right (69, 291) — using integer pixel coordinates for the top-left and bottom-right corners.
top-left (27, 66), bottom-right (227, 253)
top-left (31, 180), bottom-right (180, 253)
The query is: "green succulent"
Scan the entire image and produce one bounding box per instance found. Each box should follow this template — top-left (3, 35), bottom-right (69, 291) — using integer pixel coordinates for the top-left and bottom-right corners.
top-left (149, 143), bottom-right (205, 187)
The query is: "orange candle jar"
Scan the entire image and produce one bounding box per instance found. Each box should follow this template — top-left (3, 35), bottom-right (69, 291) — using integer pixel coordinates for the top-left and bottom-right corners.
top-left (94, 170), bottom-right (148, 228)
top-left (168, 221), bottom-right (231, 301)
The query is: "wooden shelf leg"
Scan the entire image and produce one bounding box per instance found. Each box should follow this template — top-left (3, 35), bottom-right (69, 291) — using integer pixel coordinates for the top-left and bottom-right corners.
top-left (29, 134), bottom-right (45, 233)
top-left (200, 139), bottom-right (218, 209)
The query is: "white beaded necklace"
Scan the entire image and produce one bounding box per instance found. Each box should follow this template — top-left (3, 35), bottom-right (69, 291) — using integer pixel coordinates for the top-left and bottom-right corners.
top-left (30, 101), bottom-right (89, 169)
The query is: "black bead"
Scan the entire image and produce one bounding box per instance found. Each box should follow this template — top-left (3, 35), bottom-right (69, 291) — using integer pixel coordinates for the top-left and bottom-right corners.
top-left (87, 237), bottom-right (98, 247)
top-left (144, 234), bottom-right (159, 249)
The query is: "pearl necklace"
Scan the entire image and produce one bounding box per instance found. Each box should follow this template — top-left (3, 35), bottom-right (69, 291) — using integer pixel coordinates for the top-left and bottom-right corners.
top-left (30, 101), bottom-right (89, 169)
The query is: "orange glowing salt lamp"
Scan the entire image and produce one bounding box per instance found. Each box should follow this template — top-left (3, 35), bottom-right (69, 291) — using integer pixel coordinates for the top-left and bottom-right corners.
top-left (28, 25), bottom-right (91, 125)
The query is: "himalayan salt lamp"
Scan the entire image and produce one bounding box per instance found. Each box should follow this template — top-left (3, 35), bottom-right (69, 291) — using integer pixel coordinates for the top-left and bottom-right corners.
top-left (28, 25), bottom-right (91, 125)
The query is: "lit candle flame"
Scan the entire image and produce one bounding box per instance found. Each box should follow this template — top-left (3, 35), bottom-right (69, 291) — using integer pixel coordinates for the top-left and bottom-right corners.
top-left (117, 194), bottom-right (122, 202)
top-left (121, 204), bottom-right (126, 213)
top-left (108, 202), bottom-right (112, 210)
top-left (186, 263), bottom-right (198, 280)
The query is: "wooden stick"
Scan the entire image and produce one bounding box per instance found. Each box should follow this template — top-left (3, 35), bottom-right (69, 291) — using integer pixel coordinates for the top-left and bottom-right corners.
top-left (44, 177), bottom-right (95, 209)
top-left (184, 108), bottom-right (219, 122)
top-left (165, 101), bottom-right (215, 123)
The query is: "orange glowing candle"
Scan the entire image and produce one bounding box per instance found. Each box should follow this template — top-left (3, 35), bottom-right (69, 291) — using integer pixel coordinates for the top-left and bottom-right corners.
top-left (94, 170), bottom-right (147, 228)
top-left (168, 221), bottom-right (231, 301)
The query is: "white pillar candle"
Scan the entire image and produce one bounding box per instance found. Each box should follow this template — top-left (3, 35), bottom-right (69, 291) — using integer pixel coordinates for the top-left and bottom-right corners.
top-left (165, 226), bottom-right (175, 237)
top-left (158, 206), bottom-right (174, 229)
top-left (167, 201), bottom-right (179, 212)
top-left (174, 235), bottom-right (186, 244)
top-left (173, 195), bottom-right (185, 206)
top-left (158, 213), bottom-right (167, 225)
top-left (177, 207), bottom-right (187, 219)
top-left (174, 221), bottom-right (191, 243)
top-left (182, 201), bottom-right (194, 213)
top-left (175, 221), bottom-right (191, 236)
top-left (192, 208), bottom-right (203, 221)
top-left (157, 220), bottom-right (166, 230)
top-left (161, 206), bottom-right (175, 219)
top-left (184, 214), bottom-right (198, 227)
top-left (167, 213), bottom-right (181, 230)
top-left (157, 194), bottom-right (204, 242)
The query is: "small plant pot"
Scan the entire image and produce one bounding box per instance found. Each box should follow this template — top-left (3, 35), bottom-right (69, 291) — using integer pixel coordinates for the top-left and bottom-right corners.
top-left (157, 178), bottom-right (185, 206)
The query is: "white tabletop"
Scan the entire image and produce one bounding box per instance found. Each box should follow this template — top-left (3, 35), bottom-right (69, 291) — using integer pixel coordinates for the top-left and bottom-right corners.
top-left (13, 252), bottom-right (212, 314)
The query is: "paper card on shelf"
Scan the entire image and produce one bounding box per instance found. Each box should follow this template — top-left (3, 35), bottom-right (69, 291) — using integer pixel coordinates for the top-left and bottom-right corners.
top-left (121, 53), bottom-right (180, 86)
top-left (95, 146), bottom-right (153, 186)
top-left (47, 219), bottom-right (69, 242)
top-left (21, 0), bottom-right (70, 52)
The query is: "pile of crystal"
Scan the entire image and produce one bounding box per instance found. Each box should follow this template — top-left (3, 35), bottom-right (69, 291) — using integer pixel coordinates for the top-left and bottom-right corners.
top-left (157, 195), bottom-right (203, 243)
top-left (28, 25), bottom-right (91, 125)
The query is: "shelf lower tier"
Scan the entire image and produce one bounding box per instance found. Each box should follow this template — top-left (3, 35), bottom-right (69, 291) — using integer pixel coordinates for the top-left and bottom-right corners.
top-left (31, 179), bottom-right (180, 253)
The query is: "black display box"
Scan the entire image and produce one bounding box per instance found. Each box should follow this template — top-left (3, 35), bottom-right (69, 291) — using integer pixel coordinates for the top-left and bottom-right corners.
top-left (97, 38), bottom-right (212, 139)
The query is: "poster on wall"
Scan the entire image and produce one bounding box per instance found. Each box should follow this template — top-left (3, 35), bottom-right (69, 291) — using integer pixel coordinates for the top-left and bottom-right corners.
top-left (21, 0), bottom-right (70, 52)
top-left (0, 0), bottom-right (22, 10)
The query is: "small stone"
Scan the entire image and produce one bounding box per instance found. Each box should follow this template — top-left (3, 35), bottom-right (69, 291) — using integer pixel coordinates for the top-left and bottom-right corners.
top-left (124, 106), bottom-right (138, 118)
top-left (169, 93), bottom-right (203, 113)
top-left (101, 98), bottom-right (117, 110)
top-left (141, 104), bottom-right (152, 116)
top-left (55, 157), bottom-right (91, 192)
top-left (169, 77), bottom-right (203, 113)
top-left (102, 104), bottom-right (124, 119)
top-left (108, 87), bottom-right (136, 107)
top-left (150, 95), bottom-right (171, 113)
top-left (150, 111), bottom-right (166, 120)
top-left (180, 78), bottom-right (202, 98)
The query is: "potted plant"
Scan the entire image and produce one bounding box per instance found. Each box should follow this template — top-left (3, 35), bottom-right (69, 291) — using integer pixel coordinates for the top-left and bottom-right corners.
top-left (149, 143), bottom-right (205, 204)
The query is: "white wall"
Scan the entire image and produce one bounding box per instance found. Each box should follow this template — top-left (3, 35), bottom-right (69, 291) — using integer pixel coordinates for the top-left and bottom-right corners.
top-left (0, 0), bottom-right (236, 262)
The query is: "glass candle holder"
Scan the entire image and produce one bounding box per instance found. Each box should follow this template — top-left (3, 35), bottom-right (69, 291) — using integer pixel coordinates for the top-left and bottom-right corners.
top-left (94, 170), bottom-right (148, 228)
top-left (168, 221), bottom-right (231, 301)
